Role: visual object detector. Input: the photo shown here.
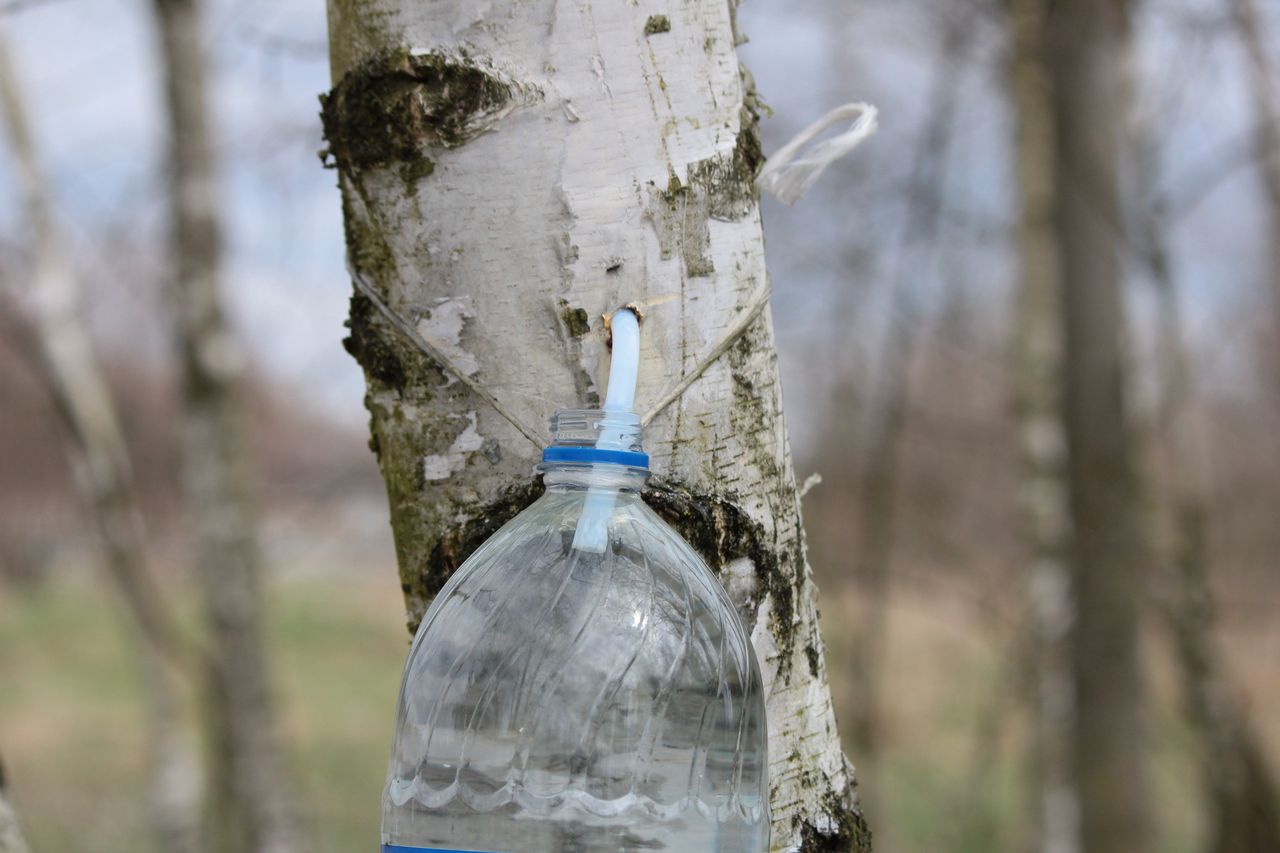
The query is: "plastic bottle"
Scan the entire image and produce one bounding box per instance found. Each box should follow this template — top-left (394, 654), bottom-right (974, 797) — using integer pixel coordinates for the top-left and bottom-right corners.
top-left (379, 311), bottom-right (769, 853)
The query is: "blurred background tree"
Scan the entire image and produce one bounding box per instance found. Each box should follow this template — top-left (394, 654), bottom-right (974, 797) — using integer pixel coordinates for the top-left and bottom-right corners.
top-left (151, 0), bottom-right (296, 849)
top-left (0, 0), bottom-right (1278, 852)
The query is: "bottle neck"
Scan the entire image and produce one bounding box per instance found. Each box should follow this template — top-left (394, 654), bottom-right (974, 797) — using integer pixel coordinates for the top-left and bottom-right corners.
top-left (542, 463), bottom-right (648, 493)
top-left (542, 408), bottom-right (648, 493)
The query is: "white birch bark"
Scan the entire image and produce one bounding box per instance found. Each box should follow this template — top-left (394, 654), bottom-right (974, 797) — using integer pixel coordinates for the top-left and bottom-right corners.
top-left (323, 1), bottom-right (867, 849)
top-left (0, 759), bottom-right (30, 853)
top-left (0, 795), bottom-right (30, 853)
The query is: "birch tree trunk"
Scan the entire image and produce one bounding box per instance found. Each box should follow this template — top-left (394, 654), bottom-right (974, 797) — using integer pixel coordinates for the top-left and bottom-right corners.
top-left (1133, 117), bottom-right (1280, 853)
top-left (0, 30), bottom-right (201, 853)
top-left (1148, 240), bottom-right (1280, 853)
top-left (151, 2), bottom-right (296, 851)
top-left (1006, 1), bottom-right (1079, 851)
top-left (0, 760), bottom-right (31, 853)
top-left (322, 2), bottom-right (868, 849)
top-left (1046, 2), bottom-right (1150, 852)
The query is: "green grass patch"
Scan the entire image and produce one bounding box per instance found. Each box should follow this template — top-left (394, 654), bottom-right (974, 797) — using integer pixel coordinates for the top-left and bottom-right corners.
top-left (0, 575), bottom-right (407, 853)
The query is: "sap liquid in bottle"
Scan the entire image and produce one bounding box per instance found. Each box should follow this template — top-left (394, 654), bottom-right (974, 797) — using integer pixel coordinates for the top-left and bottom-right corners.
top-left (380, 310), bottom-right (769, 853)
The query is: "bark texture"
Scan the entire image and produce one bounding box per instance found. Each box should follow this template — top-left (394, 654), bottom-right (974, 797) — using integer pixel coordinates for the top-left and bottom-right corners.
top-left (1007, 1), bottom-right (1079, 851)
top-left (323, 1), bottom-right (867, 849)
top-left (152, 2), bottom-right (296, 851)
top-left (0, 30), bottom-right (201, 853)
top-left (1046, 1), bottom-right (1150, 852)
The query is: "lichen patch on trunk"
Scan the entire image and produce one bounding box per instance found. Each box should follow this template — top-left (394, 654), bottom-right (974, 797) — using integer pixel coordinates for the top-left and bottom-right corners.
top-left (343, 291), bottom-right (451, 397)
top-left (422, 411), bottom-right (486, 480)
top-left (646, 116), bottom-right (764, 277)
top-left (644, 14), bottom-right (672, 35)
top-left (559, 302), bottom-right (591, 338)
top-left (691, 108), bottom-right (765, 221)
top-left (650, 174), bottom-right (715, 277)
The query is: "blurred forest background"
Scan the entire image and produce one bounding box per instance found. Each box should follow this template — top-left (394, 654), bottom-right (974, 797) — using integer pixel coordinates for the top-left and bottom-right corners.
top-left (1, 0), bottom-right (1278, 852)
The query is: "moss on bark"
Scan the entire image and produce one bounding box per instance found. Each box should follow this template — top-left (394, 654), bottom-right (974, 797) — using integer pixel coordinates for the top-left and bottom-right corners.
top-left (321, 49), bottom-right (516, 170)
top-left (644, 14), bottom-right (672, 35)
top-left (794, 788), bottom-right (873, 853)
top-left (642, 478), bottom-right (798, 666)
top-left (648, 106), bottom-right (763, 276)
top-left (652, 173), bottom-right (715, 277)
top-left (343, 293), bottom-right (405, 389)
top-left (342, 292), bottom-right (445, 394)
top-left (559, 303), bottom-right (591, 338)
top-left (688, 106), bottom-right (765, 221)
top-left (397, 479), bottom-right (546, 632)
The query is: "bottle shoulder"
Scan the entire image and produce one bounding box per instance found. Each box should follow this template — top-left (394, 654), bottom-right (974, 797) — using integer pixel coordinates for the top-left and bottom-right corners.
top-left (437, 489), bottom-right (754, 646)
top-left (400, 486), bottom-right (766, 728)
top-left (496, 489), bottom-right (728, 581)
top-left (387, 483), bottom-right (769, 827)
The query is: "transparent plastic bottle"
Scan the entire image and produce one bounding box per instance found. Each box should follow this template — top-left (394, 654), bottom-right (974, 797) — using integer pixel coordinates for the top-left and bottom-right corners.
top-left (381, 409), bottom-right (770, 853)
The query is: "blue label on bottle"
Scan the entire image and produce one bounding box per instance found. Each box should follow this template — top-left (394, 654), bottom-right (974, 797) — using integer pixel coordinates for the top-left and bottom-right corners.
top-left (382, 846), bottom-right (499, 853)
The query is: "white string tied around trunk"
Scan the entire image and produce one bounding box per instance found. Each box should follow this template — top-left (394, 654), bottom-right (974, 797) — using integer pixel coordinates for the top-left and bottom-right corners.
top-left (757, 102), bottom-right (879, 206)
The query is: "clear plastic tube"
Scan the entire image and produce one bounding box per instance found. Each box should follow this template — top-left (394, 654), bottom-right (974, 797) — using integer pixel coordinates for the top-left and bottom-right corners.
top-left (572, 308), bottom-right (640, 553)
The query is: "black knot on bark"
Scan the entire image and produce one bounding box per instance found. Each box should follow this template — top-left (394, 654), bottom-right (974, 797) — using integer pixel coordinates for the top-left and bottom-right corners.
top-left (320, 49), bottom-right (517, 170)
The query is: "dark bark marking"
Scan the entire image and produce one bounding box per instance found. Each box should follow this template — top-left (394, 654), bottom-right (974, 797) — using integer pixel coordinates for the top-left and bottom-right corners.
top-left (804, 642), bottom-right (821, 679)
top-left (690, 107), bottom-right (765, 221)
top-left (402, 478), bottom-right (546, 633)
top-left (552, 299), bottom-right (600, 407)
top-left (642, 478), bottom-right (797, 662)
top-left (559, 302), bottom-right (591, 338)
top-left (652, 173), bottom-right (715, 277)
top-left (644, 15), bottom-right (672, 35)
top-left (344, 292), bottom-right (406, 389)
top-left (795, 788), bottom-right (873, 853)
top-left (321, 49), bottom-right (516, 170)
top-left (646, 107), bottom-right (763, 277)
